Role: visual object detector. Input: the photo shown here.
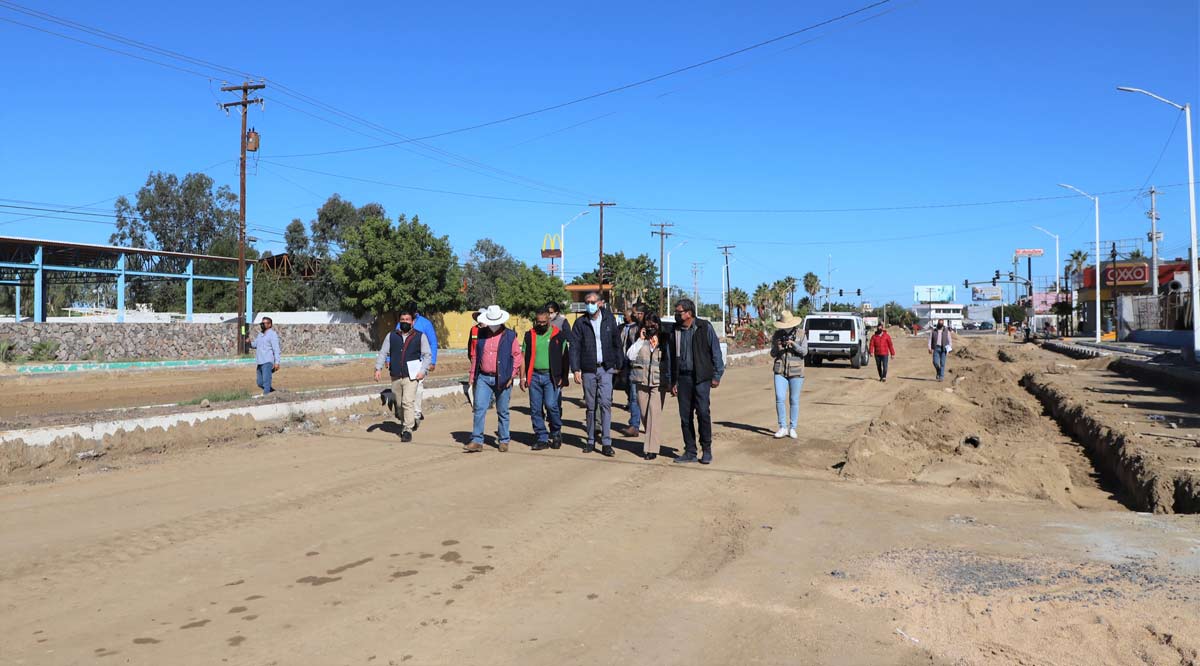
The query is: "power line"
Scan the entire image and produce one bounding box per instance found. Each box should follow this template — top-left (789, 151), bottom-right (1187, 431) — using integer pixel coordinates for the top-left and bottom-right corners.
top-left (256, 0), bottom-right (895, 158)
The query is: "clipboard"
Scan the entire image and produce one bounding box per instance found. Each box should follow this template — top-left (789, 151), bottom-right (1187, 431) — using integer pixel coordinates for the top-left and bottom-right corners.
top-left (406, 359), bottom-right (423, 378)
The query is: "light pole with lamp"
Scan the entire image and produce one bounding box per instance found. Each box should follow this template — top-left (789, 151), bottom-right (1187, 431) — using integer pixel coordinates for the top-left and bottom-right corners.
top-left (1032, 225), bottom-right (1061, 291)
top-left (1058, 184), bottom-right (1101, 343)
top-left (560, 211), bottom-right (589, 282)
top-left (1117, 86), bottom-right (1200, 362)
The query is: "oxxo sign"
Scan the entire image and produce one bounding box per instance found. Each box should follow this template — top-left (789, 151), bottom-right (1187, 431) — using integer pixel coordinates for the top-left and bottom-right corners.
top-left (1104, 263), bottom-right (1150, 285)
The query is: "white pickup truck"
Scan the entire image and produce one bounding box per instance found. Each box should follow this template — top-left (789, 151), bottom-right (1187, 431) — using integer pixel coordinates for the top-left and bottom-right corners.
top-left (803, 313), bottom-right (869, 368)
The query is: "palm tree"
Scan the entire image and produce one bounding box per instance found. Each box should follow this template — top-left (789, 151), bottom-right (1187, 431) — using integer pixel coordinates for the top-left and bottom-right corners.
top-left (802, 272), bottom-right (821, 310)
top-left (782, 275), bottom-right (798, 311)
top-left (1068, 249), bottom-right (1088, 288)
top-left (752, 283), bottom-right (772, 320)
top-left (727, 287), bottom-right (749, 323)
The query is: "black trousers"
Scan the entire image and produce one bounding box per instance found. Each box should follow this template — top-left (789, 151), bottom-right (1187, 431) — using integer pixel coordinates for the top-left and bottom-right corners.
top-left (875, 355), bottom-right (889, 379)
top-left (676, 374), bottom-right (713, 454)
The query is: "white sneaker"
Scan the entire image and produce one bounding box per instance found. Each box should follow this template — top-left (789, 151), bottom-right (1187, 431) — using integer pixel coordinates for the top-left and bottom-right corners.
top-left (788, 428), bottom-right (798, 439)
top-left (773, 427), bottom-right (788, 439)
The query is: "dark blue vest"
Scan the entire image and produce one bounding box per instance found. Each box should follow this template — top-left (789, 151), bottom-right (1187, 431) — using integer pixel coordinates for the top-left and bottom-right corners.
top-left (473, 328), bottom-right (517, 382)
top-left (389, 330), bottom-right (424, 380)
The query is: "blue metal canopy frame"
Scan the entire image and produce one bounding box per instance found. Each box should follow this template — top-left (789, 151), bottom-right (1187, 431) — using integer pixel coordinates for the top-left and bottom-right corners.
top-left (0, 236), bottom-right (253, 323)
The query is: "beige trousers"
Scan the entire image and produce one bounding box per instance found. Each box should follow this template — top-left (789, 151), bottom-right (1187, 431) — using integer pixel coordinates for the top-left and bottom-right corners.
top-left (637, 384), bottom-right (666, 456)
top-left (391, 377), bottom-right (419, 431)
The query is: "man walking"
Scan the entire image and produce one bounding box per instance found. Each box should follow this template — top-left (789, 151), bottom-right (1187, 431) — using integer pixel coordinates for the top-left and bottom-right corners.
top-left (522, 306), bottom-right (570, 451)
top-left (868, 325), bottom-right (896, 382)
top-left (570, 291), bottom-right (624, 457)
top-left (618, 303), bottom-right (646, 437)
top-left (547, 301), bottom-right (569, 333)
top-left (467, 305), bottom-right (523, 453)
top-left (928, 318), bottom-right (953, 382)
top-left (669, 299), bottom-right (725, 465)
top-left (247, 316), bottom-right (281, 396)
top-left (406, 302), bottom-right (439, 427)
top-left (373, 311), bottom-right (431, 442)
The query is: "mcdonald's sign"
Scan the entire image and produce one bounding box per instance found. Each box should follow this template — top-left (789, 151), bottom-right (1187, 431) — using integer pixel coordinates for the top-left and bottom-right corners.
top-left (541, 233), bottom-right (562, 258)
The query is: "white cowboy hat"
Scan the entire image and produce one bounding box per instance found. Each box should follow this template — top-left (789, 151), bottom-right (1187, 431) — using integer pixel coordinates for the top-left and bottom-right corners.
top-left (477, 305), bottom-right (511, 327)
top-left (774, 312), bottom-right (804, 329)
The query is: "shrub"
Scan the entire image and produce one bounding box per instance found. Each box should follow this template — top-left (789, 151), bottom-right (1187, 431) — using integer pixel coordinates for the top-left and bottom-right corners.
top-left (27, 340), bottom-right (60, 362)
top-left (0, 340), bottom-right (14, 363)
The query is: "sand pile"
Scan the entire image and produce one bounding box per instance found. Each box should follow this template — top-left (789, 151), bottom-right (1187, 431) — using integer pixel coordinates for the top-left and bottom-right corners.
top-left (841, 340), bottom-right (1080, 505)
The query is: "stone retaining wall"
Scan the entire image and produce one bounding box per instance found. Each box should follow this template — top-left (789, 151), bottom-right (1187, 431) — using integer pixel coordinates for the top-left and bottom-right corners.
top-left (0, 322), bottom-right (376, 362)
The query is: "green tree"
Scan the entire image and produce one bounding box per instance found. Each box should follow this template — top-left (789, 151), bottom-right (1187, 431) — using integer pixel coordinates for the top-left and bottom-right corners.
top-left (782, 275), bottom-right (798, 311)
top-left (992, 303), bottom-right (1028, 325)
top-left (331, 214), bottom-right (461, 318)
top-left (497, 264), bottom-right (568, 318)
top-left (284, 218), bottom-right (310, 256)
top-left (572, 252), bottom-right (657, 311)
top-left (876, 301), bottom-right (916, 327)
top-left (727, 287), bottom-right (749, 322)
top-left (802, 271), bottom-right (821, 305)
top-left (463, 238), bottom-right (520, 308)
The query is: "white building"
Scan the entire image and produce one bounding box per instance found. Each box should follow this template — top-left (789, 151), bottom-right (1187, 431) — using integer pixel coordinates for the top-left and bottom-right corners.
top-left (914, 303), bottom-right (965, 330)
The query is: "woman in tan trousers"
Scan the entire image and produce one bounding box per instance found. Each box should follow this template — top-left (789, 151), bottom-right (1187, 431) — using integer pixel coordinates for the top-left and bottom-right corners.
top-left (625, 312), bottom-right (672, 460)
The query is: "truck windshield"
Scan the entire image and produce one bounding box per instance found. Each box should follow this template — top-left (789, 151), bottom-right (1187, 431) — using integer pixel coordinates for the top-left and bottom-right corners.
top-left (805, 319), bottom-right (855, 332)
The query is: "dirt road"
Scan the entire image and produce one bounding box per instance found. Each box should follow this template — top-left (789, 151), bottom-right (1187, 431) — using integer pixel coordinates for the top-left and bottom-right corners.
top-left (0, 355), bottom-right (471, 427)
top-left (2, 335), bottom-right (1197, 665)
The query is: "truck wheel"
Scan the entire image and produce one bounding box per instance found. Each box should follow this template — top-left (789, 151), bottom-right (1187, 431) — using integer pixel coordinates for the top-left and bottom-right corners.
top-left (850, 352), bottom-right (862, 369)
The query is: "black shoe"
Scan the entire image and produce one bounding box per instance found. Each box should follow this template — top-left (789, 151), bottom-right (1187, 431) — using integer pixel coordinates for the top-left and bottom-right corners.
top-left (550, 434), bottom-right (562, 449)
top-left (643, 453), bottom-right (657, 461)
top-left (400, 430), bottom-right (413, 443)
top-left (412, 414), bottom-right (422, 431)
top-left (582, 443), bottom-right (595, 454)
top-left (700, 449), bottom-right (712, 465)
top-left (674, 452), bottom-right (699, 464)
top-left (601, 445), bottom-right (615, 458)
top-left (532, 441), bottom-right (549, 451)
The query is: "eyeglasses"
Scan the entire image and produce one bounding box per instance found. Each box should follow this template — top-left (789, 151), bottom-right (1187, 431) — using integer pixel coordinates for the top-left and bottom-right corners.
top-left (673, 309), bottom-right (685, 314)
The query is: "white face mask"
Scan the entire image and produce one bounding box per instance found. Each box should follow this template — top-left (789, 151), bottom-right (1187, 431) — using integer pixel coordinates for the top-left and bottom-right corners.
top-left (487, 324), bottom-right (501, 333)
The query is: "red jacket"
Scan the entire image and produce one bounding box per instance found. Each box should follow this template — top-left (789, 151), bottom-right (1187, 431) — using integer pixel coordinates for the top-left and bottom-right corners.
top-left (868, 331), bottom-right (895, 356)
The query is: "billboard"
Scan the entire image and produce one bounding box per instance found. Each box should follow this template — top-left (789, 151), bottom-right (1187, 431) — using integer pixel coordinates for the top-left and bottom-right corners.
top-left (914, 285), bottom-right (956, 303)
top-left (971, 285), bottom-right (1002, 302)
top-left (1014, 248), bottom-right (1045, 257)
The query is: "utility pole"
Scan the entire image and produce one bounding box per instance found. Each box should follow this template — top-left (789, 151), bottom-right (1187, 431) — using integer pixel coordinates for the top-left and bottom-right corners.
top-left (691, 262), bottom-right (703, 305)
top-left (650, 222), bottom-right (674, 312)
top-left (588, 202), bottom-right (615, 299)
top-left (826, 255), bottom-right (833, 312)
top-left (221, 80), bottom-right (265, 355)
top-left (1148, 186), bottom-right (1160, 296)
top-left (718, 245), bottom-right (735, 334)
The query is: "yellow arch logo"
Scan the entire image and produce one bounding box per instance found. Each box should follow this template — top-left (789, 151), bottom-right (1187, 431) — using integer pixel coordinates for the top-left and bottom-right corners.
top-left (541, 234), bottom-right (562, 258)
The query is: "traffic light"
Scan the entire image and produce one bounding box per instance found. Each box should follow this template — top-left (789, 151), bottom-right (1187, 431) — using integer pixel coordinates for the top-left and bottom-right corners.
top-left (838, 289), bottom-right (844, 297)
top-left (856, 289), bottom-right (861, 296)
top-left (963, 280), bottom-right (969, 288)
top-left (1008, 271), bottom-right (1014, 280)
top-left (994, 270), bottom-right (1000, 281)
top-left (992, 277), bottom-right (997, 286)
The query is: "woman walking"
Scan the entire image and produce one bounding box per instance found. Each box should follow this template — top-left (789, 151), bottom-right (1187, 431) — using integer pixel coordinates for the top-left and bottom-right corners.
top-left (770, 312), bottom-right (807, 439)
top-left (868, 325), bottom-right (896, 382)
top-left (625, 312), bottom-right (672, 460)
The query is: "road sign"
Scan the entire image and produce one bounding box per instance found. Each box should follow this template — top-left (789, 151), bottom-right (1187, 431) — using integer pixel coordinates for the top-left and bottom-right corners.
top-left (1014, 248), bottom-right (1044, 257)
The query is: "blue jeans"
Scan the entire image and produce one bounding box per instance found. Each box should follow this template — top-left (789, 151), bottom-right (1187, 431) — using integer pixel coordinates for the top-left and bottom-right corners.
top-left (472, 375), bottom-right (512, 444)
top-left (528, 371), bottom-right (562, 442)
top-left (931, 346), bottom-right (948, 380)
top-left (773, 374), bottom-right (803, 429)
top-left (626, 379), bottom-right (641, 429)
top-left (256, 362), bottom-right (274, 395)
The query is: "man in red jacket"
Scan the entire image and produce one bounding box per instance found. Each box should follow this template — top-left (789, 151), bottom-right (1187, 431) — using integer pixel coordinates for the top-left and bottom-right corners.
top-left (867, 325), bottom-right (896, 382)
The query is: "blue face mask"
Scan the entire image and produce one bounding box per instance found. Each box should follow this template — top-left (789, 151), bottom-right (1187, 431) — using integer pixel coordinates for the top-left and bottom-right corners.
top-left (586, 303), bottom-right (599, 315)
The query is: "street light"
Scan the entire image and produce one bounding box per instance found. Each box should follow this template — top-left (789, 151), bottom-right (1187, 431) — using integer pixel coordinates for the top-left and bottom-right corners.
top-left (560, 211), bottom-right (589, 282)
top-left (1059, 183), bottom-right (1101, 343)
top-left (666, 240), bottom-right (687, 297)
top-left (1118, 86), bottom-right (1200, 362)
top-left (1032, 225), bottom-right (1060, 291)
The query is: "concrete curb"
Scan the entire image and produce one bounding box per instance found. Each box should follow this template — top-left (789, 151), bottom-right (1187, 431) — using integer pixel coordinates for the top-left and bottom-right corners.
top-left (2, 348), bottom-right (768, 449)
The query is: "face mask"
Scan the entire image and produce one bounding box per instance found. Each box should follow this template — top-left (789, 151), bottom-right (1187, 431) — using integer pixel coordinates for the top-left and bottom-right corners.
top-left (398, 322), bottom-right (413, 333)
top-left (937, 323), bottom-right (944, 330)
top-left (645, 327), bottom-right (658, 336)
top-left (488, 324), bottom-right (501, 333)
top-left (586, 303), bottom-right (599, 315)
top-left (534, 323), bottom-right (548, 333)
top-left (260, 323), bottom-right (267, 332)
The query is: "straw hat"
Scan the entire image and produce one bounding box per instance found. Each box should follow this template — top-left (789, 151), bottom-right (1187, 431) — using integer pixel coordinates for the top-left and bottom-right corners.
top-left (477, 304), bottom-right (511, 327)
top-left (773, 312), bottom-right (804, 329)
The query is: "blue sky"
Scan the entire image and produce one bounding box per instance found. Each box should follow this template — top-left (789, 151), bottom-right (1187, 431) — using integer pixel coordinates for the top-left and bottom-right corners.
top-left (1, 0), bottom-right (1197, 308)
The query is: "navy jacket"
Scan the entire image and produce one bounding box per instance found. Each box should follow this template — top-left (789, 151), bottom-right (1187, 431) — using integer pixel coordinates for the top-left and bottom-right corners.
top-left (570, 309), bottom-right (624, 373)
